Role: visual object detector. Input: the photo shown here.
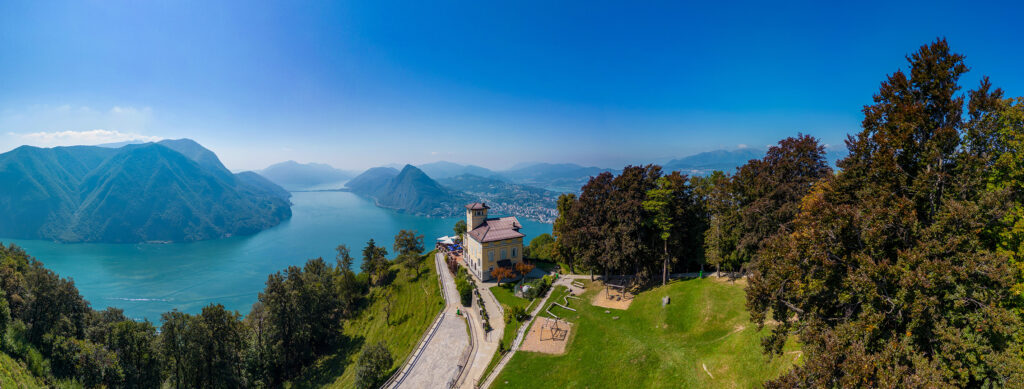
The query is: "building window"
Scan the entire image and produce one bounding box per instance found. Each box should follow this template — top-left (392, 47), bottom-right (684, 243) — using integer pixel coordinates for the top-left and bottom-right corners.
top-left (489, 251), bottom-right (494, 262)
top-left (512, 248), bottom-right (517, 258)
top-left (501, 249), bottom-right (507, 260)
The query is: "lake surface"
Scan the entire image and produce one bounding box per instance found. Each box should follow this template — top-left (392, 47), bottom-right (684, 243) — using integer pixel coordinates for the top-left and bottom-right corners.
top-left (1, 191), bottom-right (552, 321)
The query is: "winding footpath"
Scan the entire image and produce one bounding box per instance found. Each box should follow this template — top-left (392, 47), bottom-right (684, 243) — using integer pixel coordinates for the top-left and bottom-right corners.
top-left (457, 271), bottom-right (506, 388)
top-left (384, 253), bottom-right (471, 389)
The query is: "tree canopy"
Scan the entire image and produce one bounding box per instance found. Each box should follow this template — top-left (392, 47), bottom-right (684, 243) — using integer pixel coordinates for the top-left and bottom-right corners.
top-left (746, 38), bottom-right (1024, 387)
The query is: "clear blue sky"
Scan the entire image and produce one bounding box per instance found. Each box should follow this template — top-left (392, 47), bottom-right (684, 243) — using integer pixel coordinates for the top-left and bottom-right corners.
top-left (1, 0), bottom-right (1021, 171)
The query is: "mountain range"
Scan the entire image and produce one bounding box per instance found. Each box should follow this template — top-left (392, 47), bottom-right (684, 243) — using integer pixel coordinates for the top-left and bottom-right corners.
top-left (258, 160), bottom-right (354, 191)
top-left (0, 139), bottom-right (291, 243)
top-left (346, 165), bottom-right (470, 217)
top-left (663, 148), bottom-right (767, 175)
top-left (663, 147), bottom-right (848, 175)
top-left (267, 147), bottom-right (851, 221)
top-left (345, 165), bottom-right (562, 221)
top-left (438, 174), bottom-right (560, 222)
top-left (416, 161), bottom-right (495, 179)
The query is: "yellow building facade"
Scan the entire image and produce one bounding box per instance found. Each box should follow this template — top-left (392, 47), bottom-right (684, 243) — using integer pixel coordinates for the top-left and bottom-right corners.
top-left (463, 202), bottom-right (525, 281)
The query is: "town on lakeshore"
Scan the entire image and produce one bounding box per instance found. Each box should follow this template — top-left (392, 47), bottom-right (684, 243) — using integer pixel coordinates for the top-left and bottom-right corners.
top-left (1, 2), bottom-right (1022, 388)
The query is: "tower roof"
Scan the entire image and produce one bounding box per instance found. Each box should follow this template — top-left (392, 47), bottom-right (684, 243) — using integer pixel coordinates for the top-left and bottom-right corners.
top-left (465, 202), bottom-right (490, 210)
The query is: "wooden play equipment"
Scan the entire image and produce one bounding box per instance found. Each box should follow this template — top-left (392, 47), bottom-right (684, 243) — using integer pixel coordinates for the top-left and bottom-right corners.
top-left (541, 289), bottom-right (581, 341)
top-left (604, 283), bottom-right (625, 300)
top-left (604, 279), bottom-right (632, 301)
top-left (540, 317), bottom-right (568, 341)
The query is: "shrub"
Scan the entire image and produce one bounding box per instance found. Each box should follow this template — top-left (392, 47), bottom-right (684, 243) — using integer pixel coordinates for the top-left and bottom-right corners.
top-left (354, 341), bottom-right (393, 389)
top-left (504, 305), bottom-right (528, 324)
top-left (456, 278), bottom-right (473, 307)
top-left (522, 278), bottom-right (552, 300)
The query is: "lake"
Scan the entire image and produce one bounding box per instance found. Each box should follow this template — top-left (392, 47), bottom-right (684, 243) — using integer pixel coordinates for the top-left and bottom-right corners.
top-left (1, 191), bottom-right (552, 321)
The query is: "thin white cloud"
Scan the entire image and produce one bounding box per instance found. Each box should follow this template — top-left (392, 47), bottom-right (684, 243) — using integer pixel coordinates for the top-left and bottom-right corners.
top-left (0, 104), bottom-right (160, 149)
top-left (737, 144), bottom-right (749, 149)
top-left (13, 129), bottom-right (161, 147)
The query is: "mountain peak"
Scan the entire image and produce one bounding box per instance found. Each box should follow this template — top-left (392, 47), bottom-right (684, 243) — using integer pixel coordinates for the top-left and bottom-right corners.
top-left (157, 139), bottom-right (231, 176)
top-left (347, 164), bottom-right (466, 216)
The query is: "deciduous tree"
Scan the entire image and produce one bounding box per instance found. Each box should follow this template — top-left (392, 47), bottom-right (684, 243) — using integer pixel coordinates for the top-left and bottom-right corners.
top-left (354, 341), bottom-right (392, 389)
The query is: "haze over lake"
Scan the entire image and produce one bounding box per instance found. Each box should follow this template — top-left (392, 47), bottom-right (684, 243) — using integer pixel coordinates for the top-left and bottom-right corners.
top-left (1, 191), bottom-right (552, 321)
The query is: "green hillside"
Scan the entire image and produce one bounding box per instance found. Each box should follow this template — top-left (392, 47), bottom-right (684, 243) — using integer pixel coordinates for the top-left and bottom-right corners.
top-left (0, 139), bottom-right (291, 243)
top-left (290, 255), bottom-right (445, 388)
top-left (494, 278), bottom-right (797, 388)
top-left (0, 352), bottom-right (45, 388)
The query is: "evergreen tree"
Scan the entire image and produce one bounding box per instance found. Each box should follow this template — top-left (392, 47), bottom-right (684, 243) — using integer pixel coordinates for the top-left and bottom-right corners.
top-left (746, 38), bottom-right (1024, 387)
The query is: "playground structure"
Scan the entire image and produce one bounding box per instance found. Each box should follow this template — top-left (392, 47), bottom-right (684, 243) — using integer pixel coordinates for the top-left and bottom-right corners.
top-left (592, 277), bottom-right (636, 310)
top-left (520, 289), bottom-right (581, 354)
top-left (539, 316), bottom-right (568, 341)
top-left (520, 316), bottom-right (573, 354)
top-left (541, 288), bottom-right (581, 341)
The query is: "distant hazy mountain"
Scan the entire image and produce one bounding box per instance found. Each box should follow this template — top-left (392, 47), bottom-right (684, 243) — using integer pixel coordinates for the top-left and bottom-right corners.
top-left (664, 147), bottom-right (850, 175)
top-left (258, 160), bottom-right (354, 191)
top-left (825, 148), bottom-right (849, 168)
top-left (347, 165), bottom-right (467, 216)
top-left (663, 148), bottom-right (766, 175)
top-left (416, 161), bottom-right (495, 179)
top-left (346, 167), bottom-right (399, 194)
top-left (95, 140), bottom-right (149, 148)
top-left (497, 162), bottom-right (615, 193)
top-left (0, 139), bottom-right (291, 243)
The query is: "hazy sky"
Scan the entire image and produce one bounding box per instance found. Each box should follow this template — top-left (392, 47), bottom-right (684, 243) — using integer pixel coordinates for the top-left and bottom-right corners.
top-left (1, 1), bottom-right (1022, 171)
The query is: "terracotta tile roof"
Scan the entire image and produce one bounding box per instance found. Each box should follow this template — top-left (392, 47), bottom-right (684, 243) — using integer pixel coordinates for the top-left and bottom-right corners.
top-left (467, 216), bottom-right (524, 243)
top-left (465, 202), bottom-right (490, 210)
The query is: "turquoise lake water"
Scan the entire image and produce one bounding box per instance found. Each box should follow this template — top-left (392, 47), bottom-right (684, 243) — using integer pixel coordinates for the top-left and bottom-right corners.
top-left (1, 191), bottom-right (552, 322)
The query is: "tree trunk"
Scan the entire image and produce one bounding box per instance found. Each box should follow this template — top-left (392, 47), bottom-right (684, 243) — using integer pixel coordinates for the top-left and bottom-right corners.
top-left (662, 239), bottom-right (668, 286)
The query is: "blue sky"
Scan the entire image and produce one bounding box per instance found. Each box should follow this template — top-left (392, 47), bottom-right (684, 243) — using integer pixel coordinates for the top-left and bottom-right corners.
top-left (1, 1), bottom-right (1022, 171)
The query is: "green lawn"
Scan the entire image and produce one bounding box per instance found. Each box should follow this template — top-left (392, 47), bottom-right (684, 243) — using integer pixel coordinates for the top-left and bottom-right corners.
top-left (539, 285), bottom-right (573, 320)
top-left (480, 283), bottom-right (534, 380)
top-left (0, 352), bottom-right (45, 388)
top-left (490, 284), bottom-right (532, 311)
top-left (493, 278), bottom-right (798, 388)
top-left (290, 252), bottom-right (445, 388)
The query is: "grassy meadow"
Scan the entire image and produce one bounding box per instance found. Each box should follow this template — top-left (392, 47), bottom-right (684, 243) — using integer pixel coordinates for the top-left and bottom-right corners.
top-left (0, 351), bottom-right (45, 388)
top-left (493, 277), bottom-right (798, 388)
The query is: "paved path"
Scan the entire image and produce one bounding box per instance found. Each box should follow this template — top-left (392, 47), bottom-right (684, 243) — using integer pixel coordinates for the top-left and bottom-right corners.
top-left (457, 272), bottom-right (505, 388)
top-left (398, 311), bottom-right (469, 388)
top-left (387, 253), bottom-right (471, 389)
